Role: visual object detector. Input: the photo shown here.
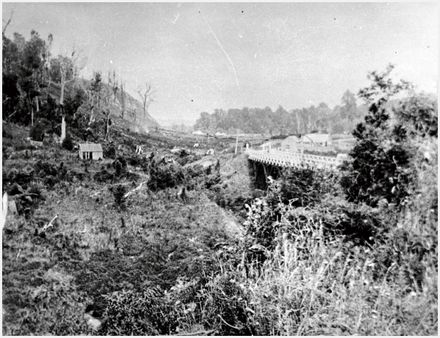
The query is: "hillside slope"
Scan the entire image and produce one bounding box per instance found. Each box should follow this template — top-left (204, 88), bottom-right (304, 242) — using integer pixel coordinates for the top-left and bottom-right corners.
top-left (2, 122), bottom-right (243, 335)
top-left (48, 79), bottom-right (159, 132)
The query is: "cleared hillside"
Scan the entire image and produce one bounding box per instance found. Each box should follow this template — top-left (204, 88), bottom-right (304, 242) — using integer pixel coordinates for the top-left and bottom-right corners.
top-left (48, 79), bottom-right (159, 132)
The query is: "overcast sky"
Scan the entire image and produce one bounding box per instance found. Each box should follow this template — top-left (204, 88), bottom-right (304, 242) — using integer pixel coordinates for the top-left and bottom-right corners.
top-left (2, 2), bottom-right (438, 125)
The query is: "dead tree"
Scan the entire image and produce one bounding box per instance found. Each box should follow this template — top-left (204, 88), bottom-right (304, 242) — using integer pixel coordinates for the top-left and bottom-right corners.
top-left (107, 70), bottom-right (119, 102)
top-left (2, 10), bottom-right (13, 36)
top-left (120, 80), bottom-right (126, 119)
top-left (45, 34), bottom-right (53, 92)
top-left (104, 109), bottom-right (111, 141)
top-left (58, 49), bottom-right (83, 105)
top-left (137, 82), bottom-right (155, 120)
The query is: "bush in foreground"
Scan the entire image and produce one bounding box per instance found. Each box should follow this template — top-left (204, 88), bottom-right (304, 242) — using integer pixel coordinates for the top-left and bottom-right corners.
top-left (62, 135), bottom-right (74, 151)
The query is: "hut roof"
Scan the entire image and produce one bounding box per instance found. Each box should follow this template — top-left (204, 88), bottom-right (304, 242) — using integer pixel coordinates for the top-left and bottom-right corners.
top-left (303, 133), bottom-right (331, 144)
top-left (79, 143), bottom-right (103, 152)
top-left (281, 135), bottom-right (301, 144)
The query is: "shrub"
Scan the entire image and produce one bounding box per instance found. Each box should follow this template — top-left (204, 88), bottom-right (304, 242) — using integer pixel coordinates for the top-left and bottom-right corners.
top-left (34, 160), bottom-right (58, 178)
top-left (112, 184), bottom-right (127, 209)
top-left (113, 157), bottom-right (127, 177)
top-left (94, 168), bottom-right (114, 183)
top-left (103, 143), bottom-right (116, 159)
top-left (204, 172), bottom-right (221, 190)
top-left (61, 135), bottom-right (74, 151)
top-left (394, 94), bottom-right (438, 137)
top-left (101, 288), bottom-right (175, 335)
top-left (5, 167), bottom-right (34, 190)
top-left (317, 197), bottom-right (383, 244)
top-left (148, 162), bottom-right (185, 191)
top-left (30, 119), bottom-right (49, 141)
top-left (341, 65), bottom-right (415, 207)
top-left (127, 155), bottom-right (144, 167)
top-left (194, 273), bottom-right (252, 335)
top-left (278, 167), bottom-right (338, 207)
top-left (243, 167), bottom-right (340, 249)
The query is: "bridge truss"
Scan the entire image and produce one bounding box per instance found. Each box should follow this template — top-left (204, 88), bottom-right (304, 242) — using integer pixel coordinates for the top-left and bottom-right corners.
top-left (245, 149), bottom-right (345, 170)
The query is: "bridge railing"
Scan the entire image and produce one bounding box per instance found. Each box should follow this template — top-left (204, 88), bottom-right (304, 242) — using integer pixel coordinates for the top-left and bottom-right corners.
top-left (245, 148), bottom-right (344, 169)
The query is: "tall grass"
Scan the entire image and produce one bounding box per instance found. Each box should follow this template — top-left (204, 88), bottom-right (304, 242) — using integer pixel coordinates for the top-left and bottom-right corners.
top-left (97, 136), bottom-right (438, 336)
top-left (223, 135), bottom-right (438, 335)
top-left (237, 221), bottom-right (437, 335)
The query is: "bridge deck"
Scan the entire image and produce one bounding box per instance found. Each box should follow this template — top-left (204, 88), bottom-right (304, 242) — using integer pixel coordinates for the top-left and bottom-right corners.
top-left (245, 149), bottom-right (344, 169)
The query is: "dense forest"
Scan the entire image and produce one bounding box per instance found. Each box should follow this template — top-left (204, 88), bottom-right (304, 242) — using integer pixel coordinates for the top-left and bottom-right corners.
top-left (194, 90), bottom-right (368, 135)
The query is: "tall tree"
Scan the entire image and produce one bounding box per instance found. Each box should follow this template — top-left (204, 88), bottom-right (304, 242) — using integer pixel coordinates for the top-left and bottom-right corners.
top-left (137, 82), bottom-right (154, 121)
top-left (340, 90), bottom-right (357, 120)
top-left (194, 111), bottom-right (211, 132)
top-left (19, 30), bottom-right (47, 125)
top-left (340, 64), bottom-right (413, 207)
top-left (2, 10), bottom-right (13, 36)
top-left (120, 80), bottom-right (126, 119)
top-left (88, 72), bottom-right (103, 124)
top-left (50, 55), bottom-right (75, 106)
top-left (44, 34), bottom-right (53, 90)
top-left (107, 70), bottom-right (118, 102)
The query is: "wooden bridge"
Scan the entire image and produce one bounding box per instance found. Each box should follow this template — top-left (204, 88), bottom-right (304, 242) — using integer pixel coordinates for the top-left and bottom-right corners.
top-left (245, 148), bottom-right (346, 170)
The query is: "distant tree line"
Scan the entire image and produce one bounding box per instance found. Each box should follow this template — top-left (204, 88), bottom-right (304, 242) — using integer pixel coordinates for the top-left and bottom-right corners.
top-left (193, 90), bottom-right (368, 136)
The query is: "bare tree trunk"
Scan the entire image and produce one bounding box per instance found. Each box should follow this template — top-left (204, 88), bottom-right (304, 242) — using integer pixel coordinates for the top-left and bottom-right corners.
top-left (112, 71), bottom-right (117, 102)
top-left (138, 82), bottom-right (154, 121)
top-left (35, 96), bottom-right (39, 113)
top-left (89, 106), bottom-right (95, 125)
top-left (46, 34), bottom-right (53, 98)
top-left (120, 81), bottom-right (125, 119)
top-left (105, 111), bottom-right (110, 141)
top-left (60, 115), bottom-right (66, 143)
top-left (2, 11), bottom-right (13, 36)
top-left (60, 80), bottom-right (65, 106)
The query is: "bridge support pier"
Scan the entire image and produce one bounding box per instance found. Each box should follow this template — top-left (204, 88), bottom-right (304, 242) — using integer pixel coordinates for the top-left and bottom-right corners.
top-left (248, 159), bottom-right (282, 190)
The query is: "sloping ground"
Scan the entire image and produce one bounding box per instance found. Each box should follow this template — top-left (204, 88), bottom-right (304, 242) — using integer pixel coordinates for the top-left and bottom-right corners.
top-left (48, 79), bottom-right (159, 131)
top-left (201, 153), bottom-right (259, 221)
top-left (219, 153), bottom-right (255, 201)
top-left (2, 125), bottom-right (243, 335)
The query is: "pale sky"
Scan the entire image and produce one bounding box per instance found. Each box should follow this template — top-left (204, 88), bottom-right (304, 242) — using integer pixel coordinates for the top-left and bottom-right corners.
top-left (2, 2), bottom-right (438, 125)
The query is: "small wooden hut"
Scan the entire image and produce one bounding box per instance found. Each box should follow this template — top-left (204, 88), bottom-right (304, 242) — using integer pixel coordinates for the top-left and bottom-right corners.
top-left (79, 143), bottom-right (103, 160)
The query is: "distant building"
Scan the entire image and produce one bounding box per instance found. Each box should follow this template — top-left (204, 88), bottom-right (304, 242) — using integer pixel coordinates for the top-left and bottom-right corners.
top-left (192, 130), bottom-right (206, 136)
top-left (281, 135), bottom-right (301, 151)
top-left (79, 143), bottom-right (103, 160)
top-left (261, 140), bottom-right (282, 152)
top-left (302, 133), bottom-right (333, 146)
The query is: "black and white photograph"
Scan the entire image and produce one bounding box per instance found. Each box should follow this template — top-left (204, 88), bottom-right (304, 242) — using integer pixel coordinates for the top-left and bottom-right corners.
top-left (1, 1), bottom-right (438, 335)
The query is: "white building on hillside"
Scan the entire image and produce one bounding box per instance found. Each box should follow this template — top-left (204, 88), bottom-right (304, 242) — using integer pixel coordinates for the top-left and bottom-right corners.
top-left (260, 140), bottom-right (282, 152)
top-left (79, 143), bottom-right (103, 160)
top-left (302, 133), bottom-right (333, 146)
top-left (281, 135), bottom-right (301, 151)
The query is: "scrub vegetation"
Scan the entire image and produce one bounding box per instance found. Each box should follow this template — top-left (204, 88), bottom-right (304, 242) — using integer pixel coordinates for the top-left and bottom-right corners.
top-left (2, 24), bottom-right (437, 336)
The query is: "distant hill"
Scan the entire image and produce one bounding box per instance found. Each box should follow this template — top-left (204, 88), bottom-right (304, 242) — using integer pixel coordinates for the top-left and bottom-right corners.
top-left (48, 79), bottom-right (159, 133)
